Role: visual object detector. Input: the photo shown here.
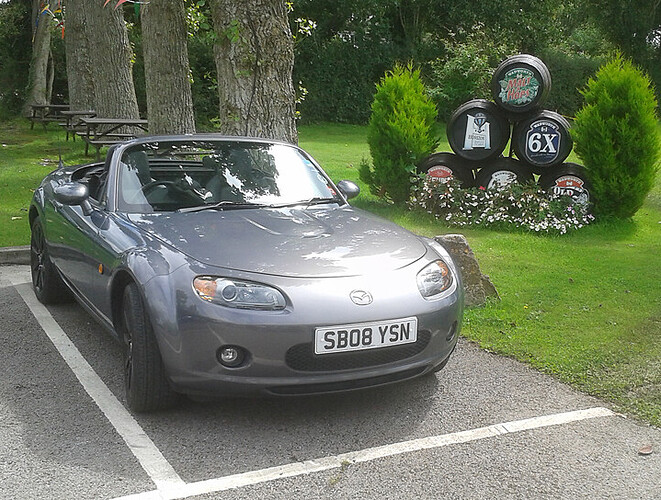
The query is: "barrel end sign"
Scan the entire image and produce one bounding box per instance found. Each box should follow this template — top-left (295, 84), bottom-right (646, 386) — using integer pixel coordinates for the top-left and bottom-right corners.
top-left (463, 112), bottom-right (491, 151)
top-left (539, 163), bottom-right (592, 206)
top-left (499, 69), bottom-right (540, 107)
top-left (491, 54), bottom-right (551, 114)
top-left (447, 100), bottom-right (509, 162)
top-left (512, 110), bottom-right (573, 171)
top-left (417, 152), bottom-right (475, 188)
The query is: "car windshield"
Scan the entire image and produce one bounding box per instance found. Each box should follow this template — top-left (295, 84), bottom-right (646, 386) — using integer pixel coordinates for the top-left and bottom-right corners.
top-left (115, 140), bottom-right (340, 213)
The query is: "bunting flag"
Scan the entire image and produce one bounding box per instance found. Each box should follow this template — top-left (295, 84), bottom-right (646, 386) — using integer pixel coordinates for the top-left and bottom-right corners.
top-left (35, 0), bottom-right (65, 41)
top-left (104, 0), bottom-right (149, 9)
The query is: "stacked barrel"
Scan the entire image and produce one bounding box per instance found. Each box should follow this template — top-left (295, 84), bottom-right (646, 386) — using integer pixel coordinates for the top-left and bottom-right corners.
top-left (419, 54), bottom-right (591, 206)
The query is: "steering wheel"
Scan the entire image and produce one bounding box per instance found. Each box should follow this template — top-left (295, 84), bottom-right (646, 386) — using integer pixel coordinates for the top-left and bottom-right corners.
top-left (140, 180), bottom-right (178, 195)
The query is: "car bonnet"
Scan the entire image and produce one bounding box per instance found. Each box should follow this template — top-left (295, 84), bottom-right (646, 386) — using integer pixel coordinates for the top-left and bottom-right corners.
top-left (126, 206), bottom-right (427, 278)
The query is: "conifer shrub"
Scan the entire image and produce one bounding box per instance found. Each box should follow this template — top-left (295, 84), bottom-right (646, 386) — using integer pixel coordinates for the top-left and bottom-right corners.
top-left (359, 63), bottom-right (438, 204)
top-left (572, 54), bottom-right (661, 219)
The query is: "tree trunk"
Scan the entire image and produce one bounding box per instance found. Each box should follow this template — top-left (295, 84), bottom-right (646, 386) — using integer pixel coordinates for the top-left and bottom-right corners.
top-left (141, 0), bottom-right (195, 134)
top-left (82, 1), bottom-right (139, 119)
top-left (63, 0), bottom-right (95, 111)
top-left (210, 0), bottom-right (297, 144)
top-left (23, 0), bottom-right (52, 115)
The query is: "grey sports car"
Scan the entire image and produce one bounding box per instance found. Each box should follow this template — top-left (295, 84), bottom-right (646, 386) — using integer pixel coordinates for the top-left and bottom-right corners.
top-left (29, 135), bottom-right (463, 411)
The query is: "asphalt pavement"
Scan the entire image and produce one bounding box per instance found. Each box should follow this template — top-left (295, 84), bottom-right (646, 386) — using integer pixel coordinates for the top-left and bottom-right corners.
top-left (1, 263), bottom-right (659, 500)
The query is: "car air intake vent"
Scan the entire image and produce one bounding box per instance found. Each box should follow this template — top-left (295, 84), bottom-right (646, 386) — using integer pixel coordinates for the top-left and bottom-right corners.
top-left (285, 330), bottom-right (432, 372)
top-left (266, 367), bottom-right (427, 395)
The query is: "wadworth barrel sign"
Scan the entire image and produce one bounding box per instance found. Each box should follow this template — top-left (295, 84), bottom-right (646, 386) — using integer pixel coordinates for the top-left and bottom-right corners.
top-left (419, 54), bottom-right (591, 207)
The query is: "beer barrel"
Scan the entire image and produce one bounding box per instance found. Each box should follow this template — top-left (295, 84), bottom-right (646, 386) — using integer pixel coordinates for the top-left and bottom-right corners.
top-left (475, 157), bottom-right (534, 191)
top-left (418, 152), bottom-right (474, 188)
top-left (491, 54), bottom-right (551, 114)
top-left (538, 163), bottom-right (592, 207)
top-left (512, 110), bottom-right (573, 172)
top-left (446, 99), bottom-right (510, 162)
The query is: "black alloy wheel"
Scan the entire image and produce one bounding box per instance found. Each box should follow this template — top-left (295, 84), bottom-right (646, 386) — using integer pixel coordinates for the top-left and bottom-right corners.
top-left (122, 282), bottom-right (179, 412)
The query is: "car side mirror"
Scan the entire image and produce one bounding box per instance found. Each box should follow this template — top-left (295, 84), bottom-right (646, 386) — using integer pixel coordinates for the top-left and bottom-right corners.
top-left (336, 180), bottom-right (360, 200)
top-left (54, 182), bottom-right (93, 215)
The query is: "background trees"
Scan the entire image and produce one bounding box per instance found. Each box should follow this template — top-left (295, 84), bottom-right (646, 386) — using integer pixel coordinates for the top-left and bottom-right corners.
top-left (141, 0), bottom-right (195, 134)
top-left (210, 0), bottom-right (297, 143)
top-left (2, 0), bottom-right (660, 130)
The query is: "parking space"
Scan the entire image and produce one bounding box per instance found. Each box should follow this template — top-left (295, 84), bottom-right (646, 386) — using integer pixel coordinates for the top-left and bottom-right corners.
top-left (1, 264), bottom-right (659, 500)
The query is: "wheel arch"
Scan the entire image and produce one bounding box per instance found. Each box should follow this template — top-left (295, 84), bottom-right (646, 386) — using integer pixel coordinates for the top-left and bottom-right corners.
top-left (110, 269), bottom-right (137, 342)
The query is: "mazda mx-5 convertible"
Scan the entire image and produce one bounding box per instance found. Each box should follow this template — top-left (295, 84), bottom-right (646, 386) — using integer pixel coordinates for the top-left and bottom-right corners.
top-left (29, 135), bottom-right (463, 411)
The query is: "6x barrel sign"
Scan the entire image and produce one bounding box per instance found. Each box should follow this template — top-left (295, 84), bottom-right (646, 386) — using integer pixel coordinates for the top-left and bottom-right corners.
top-left (512, 111), bottom-right (573, 173)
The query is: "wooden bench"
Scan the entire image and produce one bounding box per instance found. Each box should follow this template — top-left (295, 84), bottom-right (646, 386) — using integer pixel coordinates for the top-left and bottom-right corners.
top-left (60, 110), bottom-right (96, 141)
top-left (29, 104), bottom-right (70, 130)
top-left (78, 117), bottom-right (149, 159)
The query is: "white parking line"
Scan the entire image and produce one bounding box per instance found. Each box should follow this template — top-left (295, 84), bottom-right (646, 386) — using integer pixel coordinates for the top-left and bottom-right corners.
top-left (13, 282), bottom-right (185, 492)
top-left (112, 407), bottom-right (615, 500)
top-left (8, 272), bottom-right (616, 500)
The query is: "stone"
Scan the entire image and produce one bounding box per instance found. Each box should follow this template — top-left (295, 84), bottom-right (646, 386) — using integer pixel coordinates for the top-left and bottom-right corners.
top-left (435, 234), bottom-right (499, 307)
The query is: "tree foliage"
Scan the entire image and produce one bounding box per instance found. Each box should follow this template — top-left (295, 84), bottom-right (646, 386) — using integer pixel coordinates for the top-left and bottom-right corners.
top-left (0, 0), bottom-right (31, 117)
top-left (572, 54), bottom-right (661, 219)
top-left (360, 63), bottom-right (438, 203)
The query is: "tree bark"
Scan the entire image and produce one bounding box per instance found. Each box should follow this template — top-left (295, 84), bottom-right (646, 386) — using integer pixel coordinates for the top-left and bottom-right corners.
top-left (23, 0), bottom-right (52, 115)
top-left (63, 0), bottom-right (95, 111)
top-left (141, 0), bottom-right (195, 134)
top-left (210, 0), bottom-right (297, 144)
top-left (82, 1), bottom-right (139, 119)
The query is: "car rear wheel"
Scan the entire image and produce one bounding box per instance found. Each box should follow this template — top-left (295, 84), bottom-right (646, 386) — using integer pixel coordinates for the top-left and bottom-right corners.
top-left (122, 282), bottom-right (179, 412)
top-left (30, 216), bottom-right (72, 304)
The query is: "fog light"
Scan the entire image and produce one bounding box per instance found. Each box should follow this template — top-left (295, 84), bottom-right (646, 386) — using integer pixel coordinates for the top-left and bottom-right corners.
top-left (218, 346), bottom-right (245, 367)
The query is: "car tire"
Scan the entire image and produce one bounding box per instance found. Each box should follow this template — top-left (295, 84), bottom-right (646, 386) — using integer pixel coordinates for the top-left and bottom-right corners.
top-left (475, 157), bottom-right (535, 191)
top-left (418, 152), bottom-right (475, 188)
top-left (30, 216), bottom-right (72, 305)
top-left (122, 282), bottom-right (179, 412)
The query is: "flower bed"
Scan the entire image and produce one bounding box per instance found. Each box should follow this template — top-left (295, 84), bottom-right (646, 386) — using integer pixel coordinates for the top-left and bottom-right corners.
top-left (410, 177), bottom-right (594, 235)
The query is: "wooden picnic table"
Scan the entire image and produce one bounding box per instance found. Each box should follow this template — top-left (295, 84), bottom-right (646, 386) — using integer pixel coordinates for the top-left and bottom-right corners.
top-left (78, 117), bottom-right (149, 159)
top-left (60, 110), bottom-right (96, 141)
top-left (29, 104), bottom-right (70, 129)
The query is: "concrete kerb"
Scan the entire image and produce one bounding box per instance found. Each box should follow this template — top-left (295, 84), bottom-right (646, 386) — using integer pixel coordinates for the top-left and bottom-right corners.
top-left (0, 246), bottom-right (30, 265)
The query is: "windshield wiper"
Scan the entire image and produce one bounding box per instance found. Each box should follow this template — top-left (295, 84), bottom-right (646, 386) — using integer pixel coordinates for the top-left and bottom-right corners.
top-left (270, 197), bottom-right (342, 209)
top-left (177, 200), bottom-right (265, 213)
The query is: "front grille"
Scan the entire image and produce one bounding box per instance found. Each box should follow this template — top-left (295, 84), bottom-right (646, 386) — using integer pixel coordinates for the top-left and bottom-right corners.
top-left (285, 330), bottom-right (432, 372)
top-left (266, 366), bottom-right (427, 395)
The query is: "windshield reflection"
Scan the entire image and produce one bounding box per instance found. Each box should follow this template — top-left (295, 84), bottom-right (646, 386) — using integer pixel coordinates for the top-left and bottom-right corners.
top-left (116, 141), bottom-right (339, 213)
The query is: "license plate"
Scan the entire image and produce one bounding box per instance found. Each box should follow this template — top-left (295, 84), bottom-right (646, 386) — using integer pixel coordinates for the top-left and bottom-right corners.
top-left (314, 317), bottom-right (418, 355)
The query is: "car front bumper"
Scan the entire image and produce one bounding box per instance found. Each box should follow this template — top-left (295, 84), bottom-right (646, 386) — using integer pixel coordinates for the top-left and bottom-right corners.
top-left (142, 259), bottom-right (463, 397)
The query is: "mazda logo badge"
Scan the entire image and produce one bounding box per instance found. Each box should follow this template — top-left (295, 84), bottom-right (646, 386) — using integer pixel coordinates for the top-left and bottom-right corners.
top-left (350, 290), bottom-right (373, 306)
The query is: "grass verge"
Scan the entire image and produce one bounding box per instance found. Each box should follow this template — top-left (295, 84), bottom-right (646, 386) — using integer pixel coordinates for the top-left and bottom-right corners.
top-left (2, 119), bottom-right (660, 427)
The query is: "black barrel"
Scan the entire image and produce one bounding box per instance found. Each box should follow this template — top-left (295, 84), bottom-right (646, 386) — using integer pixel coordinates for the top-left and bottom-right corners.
top-left (512, 110), bottom-right (573, 172)
top-left (538, 163), bottom-right (592, 207)
top-left (447, 99), bottom-right (510, 162)
top-left (475, 157), bottom-right (534, 191)
top-left (418, 152), bottom-right (475, 188)
top-left (491, 54), bottom-right (551, 114)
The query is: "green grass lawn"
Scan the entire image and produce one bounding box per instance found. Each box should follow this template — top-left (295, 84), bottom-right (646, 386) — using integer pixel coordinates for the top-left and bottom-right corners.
top-left (2, 119), bottom-right (660, 427)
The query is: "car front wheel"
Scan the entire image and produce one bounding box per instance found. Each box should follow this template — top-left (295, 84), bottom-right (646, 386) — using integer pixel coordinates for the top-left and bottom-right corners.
top-left (122, 282), bottom-right (179, 412)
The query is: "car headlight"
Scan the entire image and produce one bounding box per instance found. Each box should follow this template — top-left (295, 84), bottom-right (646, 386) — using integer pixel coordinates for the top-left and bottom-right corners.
top-left (193, 276), bottom-right (286, 310)
top-left (417, 260), bottom-right (454, 299)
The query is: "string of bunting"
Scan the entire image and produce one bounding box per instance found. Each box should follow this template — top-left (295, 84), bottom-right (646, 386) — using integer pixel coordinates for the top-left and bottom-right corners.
top-left (35, 0), bottom-right (65, 40)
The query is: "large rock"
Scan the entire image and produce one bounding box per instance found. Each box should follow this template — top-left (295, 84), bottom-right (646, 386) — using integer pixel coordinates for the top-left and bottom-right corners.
top-left (435, 234), bottom-right (499, 307)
